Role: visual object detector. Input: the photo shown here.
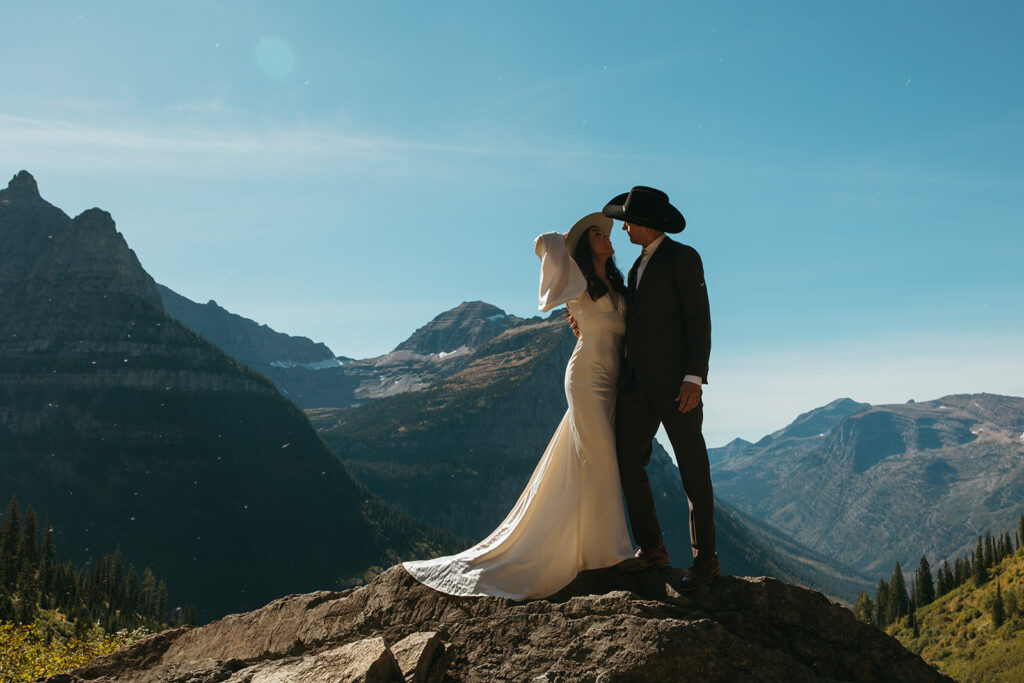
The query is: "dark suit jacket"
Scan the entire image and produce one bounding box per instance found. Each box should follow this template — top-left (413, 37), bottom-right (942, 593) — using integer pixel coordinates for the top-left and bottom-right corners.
top-left (623, 236), bottom-right (711, 389)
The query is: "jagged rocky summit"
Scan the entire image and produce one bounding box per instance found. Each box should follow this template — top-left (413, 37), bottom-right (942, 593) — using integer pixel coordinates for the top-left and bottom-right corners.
top-left (49, 565), bottom-right (948, 682)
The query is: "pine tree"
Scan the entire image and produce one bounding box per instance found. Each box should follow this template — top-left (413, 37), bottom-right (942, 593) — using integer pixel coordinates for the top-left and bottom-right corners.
top-left (875, 579), bottom-right (891, 627)
top-left (14, 559), bottom-right (38, 624)
top-left (39, 517), bottom-right (57, 603)
top-left (974, 547), bottom-right (989, 587)
top-left (156, 580), bottom-right (168, 623)
top-left (18, 505), bottom-right (39, 571)
top-left (992, 581), bottom-right (1005, 628)
top-left (917, 556), bottom-right (935, 606)
top-left (1019, 515), bottom-right (1024, 551)
top-left (984, 531), bottom-right (995, 568)
top-left (937, 560), bottom-right (951, 596)
top-left (124, 568), bottom-right (141, 615)
top-left (890, 562), bottom-right (910, 620)
top-left (854, 592), bottom-right (874, 624)
top-left (0, 495), bottom-right (21, 589)
top-left (141, 567), bottom-right (157, 618)
top-left (0, 587), bottom-right (12, 621)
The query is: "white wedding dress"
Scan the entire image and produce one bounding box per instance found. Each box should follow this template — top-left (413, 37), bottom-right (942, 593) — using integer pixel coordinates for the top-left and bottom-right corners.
top-left (403, 233), bottom-right (634, 599)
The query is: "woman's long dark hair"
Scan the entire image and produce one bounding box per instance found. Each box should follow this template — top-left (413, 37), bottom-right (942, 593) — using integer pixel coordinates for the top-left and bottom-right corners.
top-left (573, 230), bottom-right (626, 302)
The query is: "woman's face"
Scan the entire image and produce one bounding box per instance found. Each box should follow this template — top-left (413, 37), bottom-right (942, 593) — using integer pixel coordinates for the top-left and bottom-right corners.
top-left (588, 227), bottom-right (614, 258)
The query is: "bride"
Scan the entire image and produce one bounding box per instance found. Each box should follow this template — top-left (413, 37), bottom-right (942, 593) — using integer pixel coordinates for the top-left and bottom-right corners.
top-left (403, 213), bottom-right (635, 599)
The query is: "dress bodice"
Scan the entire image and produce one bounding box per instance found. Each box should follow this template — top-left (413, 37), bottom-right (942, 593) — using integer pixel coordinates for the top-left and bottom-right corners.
top-left (566, 289), bottom-right (625, 338)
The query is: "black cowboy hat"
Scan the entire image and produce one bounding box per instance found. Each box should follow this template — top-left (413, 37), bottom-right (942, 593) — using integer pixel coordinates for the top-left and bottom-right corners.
top-left (602, 186), bottom-right (685, 233)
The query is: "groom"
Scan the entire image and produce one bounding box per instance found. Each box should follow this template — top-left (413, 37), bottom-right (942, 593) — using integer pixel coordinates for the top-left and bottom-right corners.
top-left (603, 186), bottom-right (718, 590)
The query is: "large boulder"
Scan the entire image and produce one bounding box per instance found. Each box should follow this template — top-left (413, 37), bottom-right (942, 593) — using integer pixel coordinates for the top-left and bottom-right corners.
top-left (50, 565), bottom-right (948, 682)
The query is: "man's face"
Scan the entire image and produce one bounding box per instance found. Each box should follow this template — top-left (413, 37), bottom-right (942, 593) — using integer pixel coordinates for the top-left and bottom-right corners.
top-left (623, 221), bottom-right (653, 246)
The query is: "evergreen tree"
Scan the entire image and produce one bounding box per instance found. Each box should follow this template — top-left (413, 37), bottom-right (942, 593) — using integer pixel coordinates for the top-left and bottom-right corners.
top-left (0, 587), bottom-right (12, 621)
top-left (1006, 585), bottom-right (1019, 619)
top-left (974, 547), bottom-right (989, 587)
top-left (124, 567), bottom-right (141, 615)
top-left (954, 557), bottom-right (964, 587)
top-left (936, 560), bottom-right (951, 596)
top-left (39, 517), bottom-right (57, 604)
top-left (18, 505), bottom-right (39, 570)
top-left (14, 559), bottom-right (38, 624)
top-left (141, 567), bottom-right (157, 617)
top-left (890, 562), bottom-right (910, 620)
top-left (0, 495), bottom-right (21, 589)
top-left (984, 531), bottom-right (995, 567)
top-left (875, 579), bottom-right (891, 627)
top-left (1018, 514), bottom-right (1023, 550)
top-left (156, 580), bottom-right (168, 623)
top-left (916, 556), bottom-right (935, 606)
top-left (854, 592), bottom-right (874, 624)
top-left (992, 581), bottom-right (1005, 628)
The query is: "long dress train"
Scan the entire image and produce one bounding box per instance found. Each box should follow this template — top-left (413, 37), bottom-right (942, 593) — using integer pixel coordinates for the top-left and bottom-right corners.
top-left (402, 233), bottom-right (634, 599)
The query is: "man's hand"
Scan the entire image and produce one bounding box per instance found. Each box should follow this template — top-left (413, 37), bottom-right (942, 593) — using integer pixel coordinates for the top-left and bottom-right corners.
top-left (563, 310), bottom-right (580, 339)
top-left (675, 381), bottom-right (701, 413)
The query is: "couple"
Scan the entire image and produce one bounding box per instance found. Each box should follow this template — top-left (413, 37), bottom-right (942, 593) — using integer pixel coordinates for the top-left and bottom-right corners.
top-left (404, 186), bottom-right (718, 598)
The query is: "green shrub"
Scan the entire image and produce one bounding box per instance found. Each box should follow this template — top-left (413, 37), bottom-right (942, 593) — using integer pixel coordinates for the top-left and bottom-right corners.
top-left (0, 619), bottom-right (147, 682)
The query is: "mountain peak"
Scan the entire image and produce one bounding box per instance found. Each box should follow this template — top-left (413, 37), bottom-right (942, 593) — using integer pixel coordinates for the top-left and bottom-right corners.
top-left (5, 170), bottom-right (39, 197)
top-left (394, 300), bottom-right (516, 355)
top-left (780, 397), bottom-right (870, 439)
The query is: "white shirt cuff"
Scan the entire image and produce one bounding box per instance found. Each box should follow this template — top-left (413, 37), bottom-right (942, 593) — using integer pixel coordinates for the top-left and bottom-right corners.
top-left (683, 375), bottom-right (703, 386)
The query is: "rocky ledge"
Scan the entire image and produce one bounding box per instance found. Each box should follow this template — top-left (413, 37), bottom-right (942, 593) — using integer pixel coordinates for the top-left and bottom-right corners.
top-left (47, 565), bottom-right (948, 682)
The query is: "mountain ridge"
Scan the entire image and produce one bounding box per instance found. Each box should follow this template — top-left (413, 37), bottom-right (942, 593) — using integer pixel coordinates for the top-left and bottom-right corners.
top-left (0, 171), bottom-right (461, 622)
top-left (713, 392), bottom-right (1024, 575)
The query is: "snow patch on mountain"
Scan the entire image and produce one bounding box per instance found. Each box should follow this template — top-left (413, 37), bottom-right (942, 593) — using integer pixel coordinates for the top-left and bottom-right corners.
top-left (438, 345), bottom-right (473, 359)
top-left (270, 358), bottom-right (344, 370)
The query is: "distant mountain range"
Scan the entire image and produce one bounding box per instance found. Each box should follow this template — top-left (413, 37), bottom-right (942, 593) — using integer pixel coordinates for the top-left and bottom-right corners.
top-left (712, 394), bottom-right (1024, 575)
top-left (0, 171), bottom-right (459, 622)
top-left (160, 286), bottom-right (534, 410)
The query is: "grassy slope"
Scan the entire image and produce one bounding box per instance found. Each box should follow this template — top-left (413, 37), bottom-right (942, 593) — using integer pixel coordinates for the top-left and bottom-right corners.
top-left (889, 549), bottom-right (1024, 682)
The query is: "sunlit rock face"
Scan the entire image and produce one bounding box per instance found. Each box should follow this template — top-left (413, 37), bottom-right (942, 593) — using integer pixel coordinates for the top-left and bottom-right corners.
top-left (0, 171), bottom-right (458, 623)
top-left (52, 565), bottom-right (951, 682)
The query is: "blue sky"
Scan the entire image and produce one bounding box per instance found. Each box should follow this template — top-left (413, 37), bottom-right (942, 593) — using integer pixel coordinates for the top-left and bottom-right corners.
top-left (3, 1), bottom-right (1022, 446)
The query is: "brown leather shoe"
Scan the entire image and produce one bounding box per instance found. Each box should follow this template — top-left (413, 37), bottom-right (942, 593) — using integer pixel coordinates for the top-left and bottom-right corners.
top-left (678, 553), bottom-right (720, 591)
top-left (636, 544), bottom-right (670, 567)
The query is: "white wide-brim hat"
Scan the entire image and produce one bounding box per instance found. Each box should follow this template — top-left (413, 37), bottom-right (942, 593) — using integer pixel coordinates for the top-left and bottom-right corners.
top-left (564, 212), bottom-right (613, 257)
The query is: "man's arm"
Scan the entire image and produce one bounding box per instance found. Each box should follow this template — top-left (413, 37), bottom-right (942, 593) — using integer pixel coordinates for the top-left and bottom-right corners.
top-left (672, 244), bottom-right (711, 412)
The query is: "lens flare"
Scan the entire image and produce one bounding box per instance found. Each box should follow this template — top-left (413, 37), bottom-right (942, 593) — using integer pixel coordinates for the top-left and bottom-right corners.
top-left (253, 36), bottom-right (295, 78)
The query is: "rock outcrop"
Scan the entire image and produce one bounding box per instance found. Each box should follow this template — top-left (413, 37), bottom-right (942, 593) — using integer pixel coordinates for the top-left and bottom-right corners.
top-left (51, 565), bottom-right (948, 682)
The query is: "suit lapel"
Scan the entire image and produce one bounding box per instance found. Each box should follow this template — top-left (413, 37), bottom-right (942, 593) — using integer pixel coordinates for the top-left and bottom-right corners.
top-left (634, 237), bottom-right (673, 300)
top-left (628, 257), bottom-right (640, 296)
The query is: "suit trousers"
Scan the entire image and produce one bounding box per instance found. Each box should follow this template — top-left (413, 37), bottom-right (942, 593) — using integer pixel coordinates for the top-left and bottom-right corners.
top-left (615, 374), bottom-right (716, 559)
